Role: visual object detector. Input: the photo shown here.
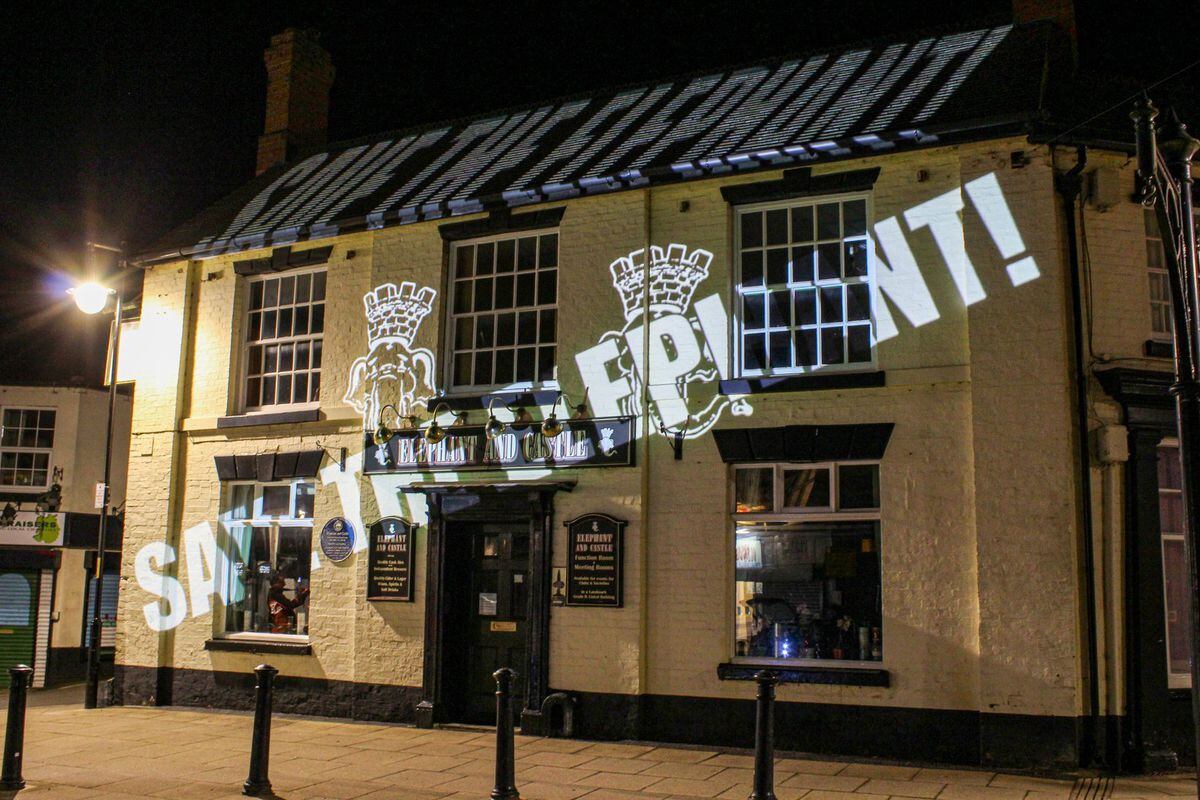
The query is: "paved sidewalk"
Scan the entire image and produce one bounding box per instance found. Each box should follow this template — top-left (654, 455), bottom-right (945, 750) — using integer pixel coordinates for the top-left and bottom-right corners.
top-left (0, 688), bottom-right (1195, 800)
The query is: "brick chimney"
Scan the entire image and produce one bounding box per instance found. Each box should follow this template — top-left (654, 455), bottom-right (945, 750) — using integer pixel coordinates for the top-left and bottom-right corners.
top-left (1012, 0), bottom-right (1077, 61)
top-left (256, 28), bottom-right (335, 176)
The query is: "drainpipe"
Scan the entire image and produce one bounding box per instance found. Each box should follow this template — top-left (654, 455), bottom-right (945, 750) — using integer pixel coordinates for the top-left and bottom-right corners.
top-left (637, 188), bottom-right (653, 737)
top-left (1055, 144), bottom-right (1101, 766)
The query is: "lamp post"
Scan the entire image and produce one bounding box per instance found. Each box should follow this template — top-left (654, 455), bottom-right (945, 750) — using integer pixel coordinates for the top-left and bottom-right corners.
top-left (1132, 98), bottom-right (1200, 783)
top-left (68, 244), bottom-right (125, 710)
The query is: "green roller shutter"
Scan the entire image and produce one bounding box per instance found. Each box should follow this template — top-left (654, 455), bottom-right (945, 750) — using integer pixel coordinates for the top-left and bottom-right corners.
top-left (0, 570), bottom-right (37, 687)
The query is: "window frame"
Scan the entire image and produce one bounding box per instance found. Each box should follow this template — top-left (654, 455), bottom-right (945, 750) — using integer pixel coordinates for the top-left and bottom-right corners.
top-left (217, 478), bottom-right (315, 643)
top-left (238, 266), bottom-right (326, 414)
top-left (730, 460), bottom-right (883, 670)
top-left (0, 406), bottom-right (56, 492)
top-left (444, 229), bottom-right (561, 394)
top-left (1158, 438), bottom-right (1191, 689)
top-left (732, 192), bottom-right (877, 379)
top-left (1145, 208), bottom-right (1173, 343)
top-left (1146, 208), bottom-right (1200, 344)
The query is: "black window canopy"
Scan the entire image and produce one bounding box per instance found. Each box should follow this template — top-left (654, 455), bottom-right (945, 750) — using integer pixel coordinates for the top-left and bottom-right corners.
top-left (213, 450), bottom-right (324, 481)
top-left (712, 423), bottom-right (894, 463)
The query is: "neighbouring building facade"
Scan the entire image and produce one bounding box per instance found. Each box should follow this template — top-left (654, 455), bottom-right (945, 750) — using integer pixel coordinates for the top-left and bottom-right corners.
top-left (111, 8), bottom-right (1197, 772)
top-left (0, 384), bottom-right (130, 688)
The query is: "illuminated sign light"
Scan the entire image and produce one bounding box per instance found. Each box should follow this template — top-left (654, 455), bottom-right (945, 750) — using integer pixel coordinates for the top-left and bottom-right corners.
top-left (363, 418), bottom-right (635, 473)
top-left (183, 26), bottom-right (1013, 258)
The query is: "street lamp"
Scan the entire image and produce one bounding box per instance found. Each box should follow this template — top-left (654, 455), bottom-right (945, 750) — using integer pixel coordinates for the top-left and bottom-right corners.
top-left (1132, 98), bottom-right (1200, 784)
top-left (68, 245), bottom-right (124, 710)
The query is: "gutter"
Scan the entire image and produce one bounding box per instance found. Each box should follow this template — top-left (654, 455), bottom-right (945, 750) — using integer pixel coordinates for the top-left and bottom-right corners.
top-left (1054, 144), bottom-right (1102, 766)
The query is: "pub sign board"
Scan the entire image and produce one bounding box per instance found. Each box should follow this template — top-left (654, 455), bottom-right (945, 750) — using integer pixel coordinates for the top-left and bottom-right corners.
top-left (565, 513), bottom-right (626, 607)
top-left (363, 417), bottom-right (634, 474)
top-left (367, 517), bottom-right (415, 601)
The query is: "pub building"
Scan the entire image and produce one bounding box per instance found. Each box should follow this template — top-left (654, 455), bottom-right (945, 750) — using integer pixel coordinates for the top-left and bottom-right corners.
top-left (111, 3), bottom-right (1197, 772)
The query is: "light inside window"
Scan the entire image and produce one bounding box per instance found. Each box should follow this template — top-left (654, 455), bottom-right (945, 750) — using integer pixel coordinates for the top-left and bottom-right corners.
top-left (223, 481), bottom-right (315, 637)
top-left (735, 468), bottom-right (773, 513)
top-left (735, 521), bottom-right (881, 662)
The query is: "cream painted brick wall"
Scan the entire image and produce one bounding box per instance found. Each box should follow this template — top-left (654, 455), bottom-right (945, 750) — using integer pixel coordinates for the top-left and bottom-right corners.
top-left (118, 136), bottom-right (1102, 720)
top-left (963, 148), bottom-right (1081, 718)
top-left (116, 261), bottom-right (193, 669)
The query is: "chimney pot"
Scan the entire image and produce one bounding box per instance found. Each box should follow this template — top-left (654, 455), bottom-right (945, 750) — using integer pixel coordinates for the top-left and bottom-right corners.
top-left (1012, 0), bottom-right (1077, 62)
top-left (256, 28), bottom-right (335, 176)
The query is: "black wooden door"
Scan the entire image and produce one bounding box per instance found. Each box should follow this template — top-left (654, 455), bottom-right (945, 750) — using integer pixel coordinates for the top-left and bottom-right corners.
top-left (451, 526), bottom-right (529, 724)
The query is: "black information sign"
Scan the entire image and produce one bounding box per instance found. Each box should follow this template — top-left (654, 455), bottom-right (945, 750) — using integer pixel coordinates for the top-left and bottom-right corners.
top-left (367, 517), bottom-right (415, 601)
top-left (565, 513), bottom-right (626, 607)
top-left (363, 417), bottom-right (635, 474)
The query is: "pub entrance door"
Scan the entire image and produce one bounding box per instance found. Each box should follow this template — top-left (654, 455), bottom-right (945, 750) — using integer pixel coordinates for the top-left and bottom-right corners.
top-left (443, 522), bottom-right (529, 724)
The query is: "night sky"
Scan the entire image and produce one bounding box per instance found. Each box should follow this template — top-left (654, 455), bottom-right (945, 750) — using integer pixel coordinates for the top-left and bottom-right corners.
top-left (1, 0), bottom-right (1196, 387)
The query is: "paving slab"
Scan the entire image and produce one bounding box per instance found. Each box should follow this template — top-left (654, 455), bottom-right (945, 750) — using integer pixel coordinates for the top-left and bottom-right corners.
top-left (0, 686), bottom-right (1195, 800)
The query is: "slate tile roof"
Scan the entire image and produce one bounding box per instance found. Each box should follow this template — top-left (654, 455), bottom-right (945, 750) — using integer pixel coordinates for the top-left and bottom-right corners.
top-left (140, 20), bottom-right (1068, 263)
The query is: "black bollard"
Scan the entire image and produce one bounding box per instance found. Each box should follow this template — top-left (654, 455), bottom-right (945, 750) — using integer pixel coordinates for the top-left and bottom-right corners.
top-left (243, 664), bottom-right (278, 797)
top-left (748, 670), bottom-right (778, 800)
top-left (1, 664), bottom-right (33, 791)
top-left (491, 668), bottom-right (520, 800)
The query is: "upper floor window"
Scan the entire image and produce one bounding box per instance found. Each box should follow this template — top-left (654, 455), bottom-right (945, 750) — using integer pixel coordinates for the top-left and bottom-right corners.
top-left (243, 269), bottom-right (325, 411)
top-left (449, 232), bottom-right (558, 391)
top-left (735, 195), bottom-right (873, 376)
top-left (0, 408), bottom-right (55, 490)
top-left (733, 461), bottom-right (882, 665)
top-left (1146, 208), bottom-right (1172, 341)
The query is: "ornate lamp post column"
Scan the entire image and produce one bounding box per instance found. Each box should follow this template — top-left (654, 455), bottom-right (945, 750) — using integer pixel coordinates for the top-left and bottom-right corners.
top-left (1132, 97), bottom-right (1200, 783)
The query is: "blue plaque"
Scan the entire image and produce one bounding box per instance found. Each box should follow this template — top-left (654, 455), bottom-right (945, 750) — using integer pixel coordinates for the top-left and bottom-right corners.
top-left (320, 517), bottom-right (356, 562)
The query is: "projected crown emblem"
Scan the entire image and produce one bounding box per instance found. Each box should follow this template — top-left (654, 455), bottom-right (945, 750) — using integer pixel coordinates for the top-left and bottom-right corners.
top-left (364, 281), bottom-right (436, 348)
top-left (610, 244), bottom-right (713, 321)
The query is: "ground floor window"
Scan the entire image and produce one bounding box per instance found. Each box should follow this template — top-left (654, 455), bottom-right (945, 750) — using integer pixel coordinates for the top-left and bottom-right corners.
top-left (1159, 442), bottom-right (1192, 688)
top-left (221, 480), bottom-right (313, 638)
top-left (733, 462), bottom-right (882, 664)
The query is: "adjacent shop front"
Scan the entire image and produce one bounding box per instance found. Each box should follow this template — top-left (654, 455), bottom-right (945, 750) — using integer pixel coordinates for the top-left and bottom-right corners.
top-left (0, 511), bottom-right (122, 688)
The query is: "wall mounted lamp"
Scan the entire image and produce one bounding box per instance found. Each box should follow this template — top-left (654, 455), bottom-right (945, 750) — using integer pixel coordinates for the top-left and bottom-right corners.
top-left (423, 402), bottom-right (468, 445)
top-left (659, 421), bottom-right (688, 461)
top-left (485, 397), bottom-right (507, 441)
top-left (373, 403), bottom-right (419, 447)
top-left (540, 389), bottom-right (590, 438)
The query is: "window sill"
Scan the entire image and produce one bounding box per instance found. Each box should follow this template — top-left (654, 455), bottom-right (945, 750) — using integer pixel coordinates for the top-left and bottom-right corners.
top-left (217, 408), bottom-right (322, 429)
top-left (205, 637), bottom-right (313, 655)
top-left (717, 662), bottom-right (889, 687)
top-left (720, 371), bottom-right (885, 396)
